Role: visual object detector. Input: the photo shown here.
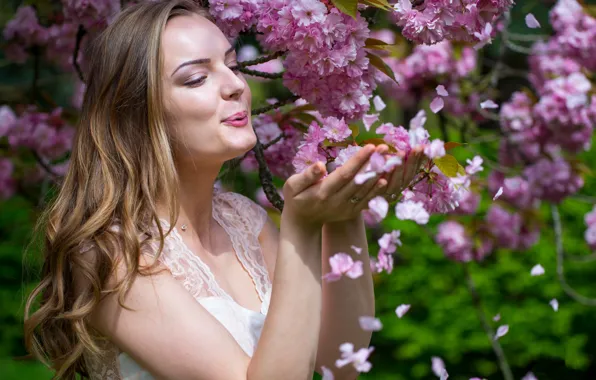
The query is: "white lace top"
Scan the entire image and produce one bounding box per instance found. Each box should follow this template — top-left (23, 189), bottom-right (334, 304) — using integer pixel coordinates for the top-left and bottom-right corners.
top-left (83, 189), bottom-right (272, 379)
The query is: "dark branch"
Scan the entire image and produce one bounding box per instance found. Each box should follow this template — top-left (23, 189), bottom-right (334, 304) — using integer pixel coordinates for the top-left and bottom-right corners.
top-left (464, 264), bottom-right (514, 380)
top-left (237, 67), bottom-right (283, 80)
top-left (74, 25), bottom-right (87, 83)
top-left (551, 205), bottom-right (596, 306)
top-left (252, 95), bottom-right (299, 116)
top-left (238, 50), bottom-right (285, 67)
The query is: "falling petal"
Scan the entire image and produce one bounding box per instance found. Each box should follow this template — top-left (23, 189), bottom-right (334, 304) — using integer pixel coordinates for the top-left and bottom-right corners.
top-left (431, 357), bottom-right (446, 377)
top-left (373, 95), bottom-right (386, 111)
top-left (440, 369), bottom-right (449, 380)
top-left (550, 298), bottom-right (559, 312)
top-left (351, 245), bottom-right (362, 255)
top-left (430, 97), bottom-right (444, 113)
top-left (480, 99), bottom-right (499, 109)
top-left (531, 264), bottom-right (545, 276)
top-left (359, 316), bottom-right (383, 331)
top-left (493, 313), bottom-right (501, 322)
top-left (322, 366), bottom-right (335, 380)
top-left (525, 13), bottom-right (541, 28)
top-left (395, 304), bottom-right (411, 318)
top-left (363, 113), bottom-right (379, 132)
top-left (494, 325), bottom-right (509, 340)
top-left (436, 85), bottom-right (449, 97)
top-left (522, 372), bottom-right (538, 380)
top-left (493, 186), bottom-right (504, 200)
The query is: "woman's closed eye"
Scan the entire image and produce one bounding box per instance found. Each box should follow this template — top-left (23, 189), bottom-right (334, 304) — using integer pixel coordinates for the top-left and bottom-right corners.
top-left (184, 65), bottom-right (241, 87)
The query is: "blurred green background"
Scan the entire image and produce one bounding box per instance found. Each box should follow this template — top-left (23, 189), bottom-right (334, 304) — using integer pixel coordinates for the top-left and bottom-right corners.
top-left (2, 0), bottom-right (596, 379)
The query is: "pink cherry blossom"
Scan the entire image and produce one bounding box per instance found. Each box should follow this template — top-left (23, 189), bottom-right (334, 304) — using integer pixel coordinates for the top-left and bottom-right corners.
top-left (395, 200), bottom-right (430, 225)
top-left (335, 343), bottom-right (374, 373)
top-left (368, 196), bottom-right (389, 223)
top-left (323, 253), bottom-right (364, 282)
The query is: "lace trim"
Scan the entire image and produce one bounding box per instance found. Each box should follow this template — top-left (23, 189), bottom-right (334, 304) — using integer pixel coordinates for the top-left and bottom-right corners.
top-left (84, 339), bottom-right (122, 380)
top-left (213, 192), bottom-right (271, 314)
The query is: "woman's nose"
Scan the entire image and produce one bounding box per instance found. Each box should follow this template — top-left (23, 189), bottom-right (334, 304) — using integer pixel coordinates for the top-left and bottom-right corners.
top-left (221, 68), bottom-right (245, 100)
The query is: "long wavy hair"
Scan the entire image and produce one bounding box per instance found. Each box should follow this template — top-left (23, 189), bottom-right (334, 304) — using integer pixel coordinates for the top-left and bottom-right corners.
top-left (23, 1), bottom-right (213, 378)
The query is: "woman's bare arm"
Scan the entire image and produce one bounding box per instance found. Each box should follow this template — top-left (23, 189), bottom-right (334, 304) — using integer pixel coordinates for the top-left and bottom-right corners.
top-left (88, 213), bottom-right (322, 380)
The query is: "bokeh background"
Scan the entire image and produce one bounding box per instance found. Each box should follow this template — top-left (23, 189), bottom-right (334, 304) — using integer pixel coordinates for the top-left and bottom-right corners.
top-left (2, 0), bottom-right (596, 379)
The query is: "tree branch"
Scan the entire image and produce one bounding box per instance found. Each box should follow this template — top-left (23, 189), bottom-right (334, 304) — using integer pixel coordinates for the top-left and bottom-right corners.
top-left (464, 263), bottom-right (514, 380)
top-left (252, 95), bottom-right (299, 116)
top-left (551, 205), bottom-right (596, 306)
top-left (74, 25), bottom-right (87, 83)
top-left (237, 67), bottom-right (283, 79)
top-left (238, 50), bottom-right (285, 67)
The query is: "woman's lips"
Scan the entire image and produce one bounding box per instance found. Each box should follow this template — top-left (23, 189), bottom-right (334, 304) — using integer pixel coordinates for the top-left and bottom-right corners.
top-left (222, 115), bottom-right (248, 127)
top-left (222, 111), bottom-right (249, 127)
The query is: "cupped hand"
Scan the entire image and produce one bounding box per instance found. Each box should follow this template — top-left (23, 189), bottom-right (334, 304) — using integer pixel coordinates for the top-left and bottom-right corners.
top-left (378, 147), bottom-right (426, 203)
top-left (282, 144), bottom-right (390, 228)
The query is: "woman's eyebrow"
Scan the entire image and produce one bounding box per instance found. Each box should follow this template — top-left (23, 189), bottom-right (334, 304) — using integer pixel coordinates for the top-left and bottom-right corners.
top-left (171, 46), bottom-right (236, 77)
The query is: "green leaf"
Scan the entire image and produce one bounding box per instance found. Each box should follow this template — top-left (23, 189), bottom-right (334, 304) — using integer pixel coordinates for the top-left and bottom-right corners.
top-left (364, 38), bottom-right (407, 58)
top-left (360, 0), bottom-right (393, 11)
top-left (349, 124), bottom-right (360, 138)
top-left (433, 154), bottom-right (460, 177)
top-left (330, 0), bottom-right (359, 18)
top-left (366, 52), bottom-right (398, 84)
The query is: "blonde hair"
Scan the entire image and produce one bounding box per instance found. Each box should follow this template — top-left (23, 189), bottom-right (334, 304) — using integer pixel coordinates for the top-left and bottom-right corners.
top-left (23, 1), bottom-right (212, 378)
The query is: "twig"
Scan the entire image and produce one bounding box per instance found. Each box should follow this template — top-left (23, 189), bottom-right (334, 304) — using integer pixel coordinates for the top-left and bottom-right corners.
top-left (238, 50), bottom-right (285, 67)
top-left (253, 135), bottom-right (284, 211)
top-left (505, 40), bottom-right (538, 55)
top-left (238, 67), bottom-right (283, 79)
top-left (74, 25), bottom-right (87, 83)
top-left (217, 133), bottom-right (286, 180)
top-left (490, 10), bottom-right (511, 88)
top-left (464, 263), bottom-right (514, 380)
top-left (551, 205), bottom-right (596, 306)
top-left (31, 150), bottom-right (61, 179)
top-left (570, 194), bottom-right (596, 203)
top-left (252, 95), bottom-right (299, 116)
top-left (564, 252), bottom-right (596, 263)
top-left (508, 32), bottom-right (549, 42)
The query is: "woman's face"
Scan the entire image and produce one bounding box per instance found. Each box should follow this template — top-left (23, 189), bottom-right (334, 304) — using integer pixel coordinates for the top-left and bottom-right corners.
top-left (161, 13), bottom-right (254, 165)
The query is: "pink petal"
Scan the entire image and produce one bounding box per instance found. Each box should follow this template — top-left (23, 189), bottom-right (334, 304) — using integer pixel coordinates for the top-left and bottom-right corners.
top-left (322, 366), bottom-right (335, 380)
top-left (493, 313), bottom-right (501, 322)
top-left (440, 368), bottom-right (449, 380)
top-left (432, 357), bottom-right (446, 377)
top-left (369, 196), bottom-right (389, 221)
top-left (522, 372), bottom-right (538, 380)
top-left (345, 260), bottom-right (364, 279)
top-left (525, 13), bottom-right (541, 28)
top-left (494, 324), bottom-right (509, 340)
top-left (550, 298), bottom-right (559, 311)
top-left (531, 264), bottom-right (545, 276)
top-left (436, 85), bottom-right (449, 97)
top-left (493, 186), bottom-right (504, 200)
top-left (362, 113), bottom-right (379, 132)
top-left (351, 245), bottom-right (362, 254)
top-left (430, 97), bottom-right (444, 113)
top-left (480, 99), bottom-right (499, 109)
top-left (395, 304), bottom-right (411, 318)
top-left (373, 95), bottom-right (386, 111)
top-left (355, 171), bottom-right (377, 185)
top-left (358, 316), bottom-right (383, 331)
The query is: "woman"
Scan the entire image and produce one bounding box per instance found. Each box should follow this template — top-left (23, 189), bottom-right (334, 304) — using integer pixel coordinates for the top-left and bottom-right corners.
top-left (24, 1), bottom-right (421, 379)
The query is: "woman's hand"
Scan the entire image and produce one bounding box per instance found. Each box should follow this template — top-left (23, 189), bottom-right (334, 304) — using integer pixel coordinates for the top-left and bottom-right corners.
top-left (282, 144), bottom-right (390, 228)
top-left (379, 147), bottom-right (426, 203)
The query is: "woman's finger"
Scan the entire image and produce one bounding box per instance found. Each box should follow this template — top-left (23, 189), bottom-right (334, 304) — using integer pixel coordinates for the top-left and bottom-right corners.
top-left (319, 145), bottom-right (376, 196)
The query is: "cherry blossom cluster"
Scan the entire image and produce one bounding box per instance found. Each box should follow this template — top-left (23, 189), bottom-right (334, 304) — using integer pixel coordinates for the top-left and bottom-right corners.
top-left (391, 0), bottom-right (513, 46)
top-left (372, 31), bottom-right (483, 118)
top-left (3, 5), bottom-right (85, 71)
top-left (255, 1), bottom-right (375, 121)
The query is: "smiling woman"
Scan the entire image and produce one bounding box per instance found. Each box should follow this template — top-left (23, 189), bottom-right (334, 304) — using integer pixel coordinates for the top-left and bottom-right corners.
top-left (22, 1), bottom-right (382, 379)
